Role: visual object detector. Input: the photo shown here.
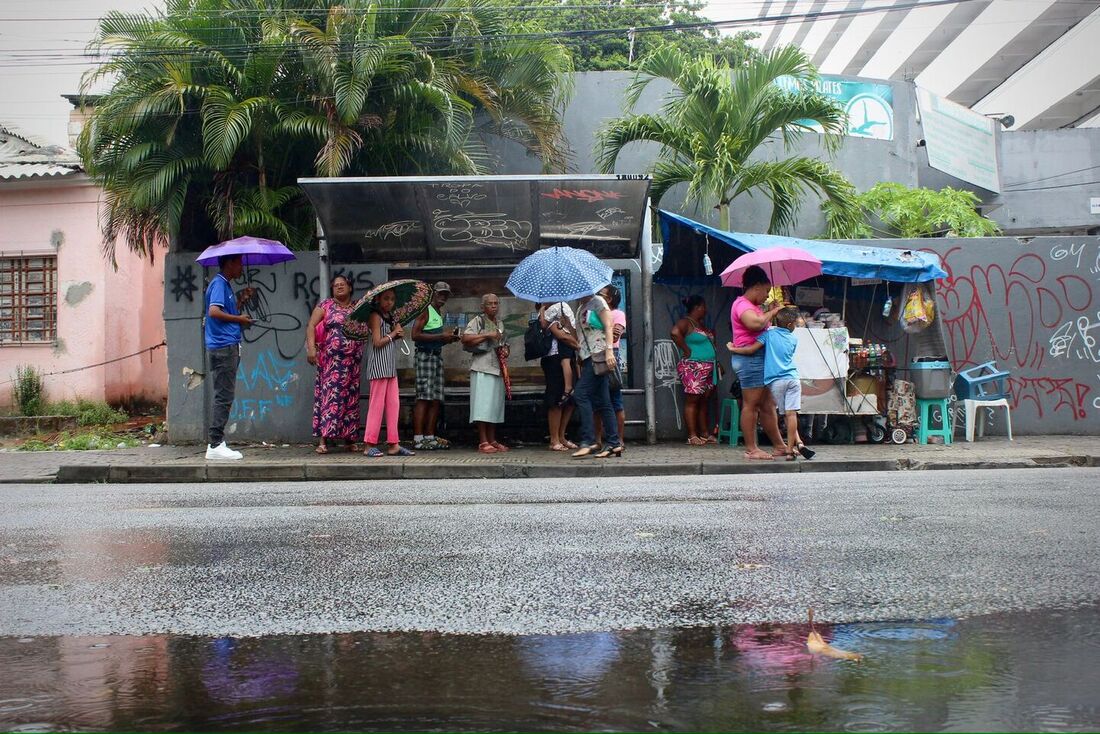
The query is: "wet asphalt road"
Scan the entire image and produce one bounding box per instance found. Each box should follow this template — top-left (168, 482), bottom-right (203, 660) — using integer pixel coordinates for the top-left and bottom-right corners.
top-left (1, 468), bottom-right (1098, 636)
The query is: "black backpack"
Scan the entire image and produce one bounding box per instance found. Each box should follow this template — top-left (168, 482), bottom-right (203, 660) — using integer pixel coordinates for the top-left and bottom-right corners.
top-left (524, 315), bottom-right (555, 361)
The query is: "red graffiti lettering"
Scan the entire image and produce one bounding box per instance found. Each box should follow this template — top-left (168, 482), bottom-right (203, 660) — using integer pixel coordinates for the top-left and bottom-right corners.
top-left (541, 188), bottom-right (624, 203)
top-left (921, 243), bottom-right (1098, 421)
top-left (931, 247), bottom-right (1094, 372)
top-left (1006, 376), bottom-right (1092, 421)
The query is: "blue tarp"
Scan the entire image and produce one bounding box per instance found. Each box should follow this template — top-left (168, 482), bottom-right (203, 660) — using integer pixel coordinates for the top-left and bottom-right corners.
top-left (659, 210), bottom-right (947, 283)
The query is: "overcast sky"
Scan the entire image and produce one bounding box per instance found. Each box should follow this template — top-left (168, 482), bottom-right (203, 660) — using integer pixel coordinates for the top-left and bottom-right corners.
top-left (0, 0), bottom-right (758, 145)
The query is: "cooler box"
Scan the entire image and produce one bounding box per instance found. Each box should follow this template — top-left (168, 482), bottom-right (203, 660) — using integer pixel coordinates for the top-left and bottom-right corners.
top-left (909, 360), bottom-right (953, 399)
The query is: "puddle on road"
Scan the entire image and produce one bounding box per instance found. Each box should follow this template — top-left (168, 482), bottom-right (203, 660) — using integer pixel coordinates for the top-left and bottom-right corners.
top-left (1, 606), bottom-right (1098, 732)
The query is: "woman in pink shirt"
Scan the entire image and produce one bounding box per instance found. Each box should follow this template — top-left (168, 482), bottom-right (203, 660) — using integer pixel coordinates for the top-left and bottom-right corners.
top-left (729, 265), bottom-right (788, 460)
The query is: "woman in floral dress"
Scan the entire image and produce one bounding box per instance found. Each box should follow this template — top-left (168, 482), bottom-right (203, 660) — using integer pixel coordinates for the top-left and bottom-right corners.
top-left (306, 275), bottom-right (364, 453)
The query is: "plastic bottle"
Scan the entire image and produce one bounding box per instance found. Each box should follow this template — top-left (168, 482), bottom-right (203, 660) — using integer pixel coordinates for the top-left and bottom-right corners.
top-left (883, 295), bottom-right (893, 318)
top-left (702, 252), bottom-right (713, 276)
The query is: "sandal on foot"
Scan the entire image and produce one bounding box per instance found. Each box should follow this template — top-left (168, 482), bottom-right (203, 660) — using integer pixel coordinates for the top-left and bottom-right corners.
top-left (549, 443), bottom-right (568, 452)
top-left (364, 447), bottom-right (384, 458)
top-left (478, 442), bottom-right (497, 454)
top-left (744, 450), bottom-right (774, 461)
top-left (563, 440), bottom-right (578, 450)
top-left (704, 435), bottom-right (718, 444)
top-left (687, 436), bottom-right (706, 446)
top-left (387, 445), bottom-right (415, 457)
top-left (315, 444), bottom-right (329, 454)
top-left (491, 442), bottom-right (509, 453)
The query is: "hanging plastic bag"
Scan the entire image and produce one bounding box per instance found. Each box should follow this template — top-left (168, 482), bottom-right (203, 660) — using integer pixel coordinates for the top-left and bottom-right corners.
top-left (900, 283), bottom-right (935, 333)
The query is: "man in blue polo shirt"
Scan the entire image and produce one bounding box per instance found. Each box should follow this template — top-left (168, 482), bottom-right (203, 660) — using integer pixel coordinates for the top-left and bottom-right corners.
top-left (204, 254), bottom-right (254, 460)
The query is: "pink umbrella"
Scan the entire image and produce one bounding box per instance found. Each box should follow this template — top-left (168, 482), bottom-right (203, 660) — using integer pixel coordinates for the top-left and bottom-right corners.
top-left (720, 247), bottom-right (822, 287)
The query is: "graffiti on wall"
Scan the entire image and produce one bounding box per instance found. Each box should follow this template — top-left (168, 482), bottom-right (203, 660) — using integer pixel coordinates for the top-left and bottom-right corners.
top-left (932, 241), bottom-right (1099, 421)
top-left (227, 349), bottom-right (300, 430)
top-left (170, 265), bottom-right (198, 302)
top-left (653, 339), bottom-right (682, 430)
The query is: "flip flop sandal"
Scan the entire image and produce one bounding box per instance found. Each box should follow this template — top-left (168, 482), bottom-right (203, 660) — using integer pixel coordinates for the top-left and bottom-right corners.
top-left (364, 447), bottom-right (384, 458)
top-left (491, 442), bottom-right (510, 452)
top-left (687, 436), bottom-right (706, 446)
top-left (478, 442), bottom-right (497, 454)
top-left (564, 441), bottom-right (578, 450)
top-left (549, 443), bottom-right (568, 452)
top-left (315, 445), bottom-right (329, 454)
top-left (704, 436), bottom-right (718, 444)
top-left (388, 446), bottom-right (415, 457)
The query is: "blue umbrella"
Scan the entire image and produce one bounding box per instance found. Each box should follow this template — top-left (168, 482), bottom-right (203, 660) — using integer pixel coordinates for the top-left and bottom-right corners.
top-left (506, 247), bottom-right (613, 303)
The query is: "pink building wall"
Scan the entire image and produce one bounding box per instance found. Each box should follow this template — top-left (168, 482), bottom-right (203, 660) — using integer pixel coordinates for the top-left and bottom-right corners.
top-left (0, 176), bottom-right (167, 409)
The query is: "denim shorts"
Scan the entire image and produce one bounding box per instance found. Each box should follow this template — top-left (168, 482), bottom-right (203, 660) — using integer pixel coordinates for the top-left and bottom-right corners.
top-left (730, 351), bottom-right (766, 389)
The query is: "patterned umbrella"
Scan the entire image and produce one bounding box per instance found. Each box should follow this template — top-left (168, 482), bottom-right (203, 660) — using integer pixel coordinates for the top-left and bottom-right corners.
top-left (506, 247), bottom-right (613, 303)
top-left (343, 279), bottom-right (434, 341)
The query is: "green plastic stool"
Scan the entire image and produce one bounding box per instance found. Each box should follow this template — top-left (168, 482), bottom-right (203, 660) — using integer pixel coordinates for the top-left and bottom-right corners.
top-left (717, 398), bottom-right (742, 447)
top-left (917, 397), bottom-right (952, 445)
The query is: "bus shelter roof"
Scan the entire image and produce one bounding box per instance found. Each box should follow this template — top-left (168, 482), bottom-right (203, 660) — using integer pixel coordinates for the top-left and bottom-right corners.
top-left (299, 175), bottom-right (651, 263)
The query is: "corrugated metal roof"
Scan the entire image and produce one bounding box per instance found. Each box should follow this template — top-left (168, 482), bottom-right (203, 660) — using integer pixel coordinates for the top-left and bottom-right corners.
top-left (0, 121), bottom-right (82, 180)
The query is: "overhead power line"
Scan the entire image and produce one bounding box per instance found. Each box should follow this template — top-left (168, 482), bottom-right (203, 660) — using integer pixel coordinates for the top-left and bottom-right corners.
top-left (0, 0), bottom-right (984, 69)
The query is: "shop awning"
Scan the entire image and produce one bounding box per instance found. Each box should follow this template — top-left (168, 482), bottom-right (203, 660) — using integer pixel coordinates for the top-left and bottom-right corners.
top-left (658, 210), bottom-right (947, 283)
top-left (299, 175), bottom-right (651, 263)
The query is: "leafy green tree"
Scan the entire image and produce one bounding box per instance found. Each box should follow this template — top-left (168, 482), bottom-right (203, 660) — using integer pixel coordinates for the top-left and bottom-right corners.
top-left (595, 45), bottom-right (860, 234)
top-left (508, 0), bottom-right (758, 71)
top-left (78, 0), bottom-right (573, 260)
top-left (824, 182), bottom-right (1002, 238)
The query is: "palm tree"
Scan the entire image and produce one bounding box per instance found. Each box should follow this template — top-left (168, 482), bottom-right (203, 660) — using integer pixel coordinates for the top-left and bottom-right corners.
top-left (595, 45), bottom-right (860, 234)
top-left (78, 0), bottom-right (572, 261)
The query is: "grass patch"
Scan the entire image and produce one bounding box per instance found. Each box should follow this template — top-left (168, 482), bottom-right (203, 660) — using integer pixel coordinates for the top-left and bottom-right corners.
top-left (18, 430), bottom-right (141, 452)
top-left (46, 400), bottom-right (128, 426)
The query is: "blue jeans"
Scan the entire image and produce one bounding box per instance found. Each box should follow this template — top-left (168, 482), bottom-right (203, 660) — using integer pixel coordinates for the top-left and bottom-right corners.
top-left (575, 358), bottom-right (621, 448)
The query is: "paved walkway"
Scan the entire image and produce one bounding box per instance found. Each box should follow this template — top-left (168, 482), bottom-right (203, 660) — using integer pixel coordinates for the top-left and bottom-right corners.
top-left (2, 435), bottom-right (1098, 484)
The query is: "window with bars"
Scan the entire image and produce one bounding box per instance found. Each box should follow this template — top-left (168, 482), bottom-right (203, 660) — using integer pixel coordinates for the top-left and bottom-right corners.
top-left (0, 255), bottom-right (58, 344)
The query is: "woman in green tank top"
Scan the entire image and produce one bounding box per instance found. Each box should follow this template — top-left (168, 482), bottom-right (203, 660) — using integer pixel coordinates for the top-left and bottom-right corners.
top-left (671, 295), bottom-right (720, 445)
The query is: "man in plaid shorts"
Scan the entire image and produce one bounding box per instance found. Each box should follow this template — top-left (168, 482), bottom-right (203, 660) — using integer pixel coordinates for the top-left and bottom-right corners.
top-left (411, 282), bottom-right (460, 450)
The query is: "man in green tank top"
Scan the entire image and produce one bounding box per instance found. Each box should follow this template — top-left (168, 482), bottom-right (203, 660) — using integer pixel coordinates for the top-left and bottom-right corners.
top-left (412, 282), bottom-right (460, 450)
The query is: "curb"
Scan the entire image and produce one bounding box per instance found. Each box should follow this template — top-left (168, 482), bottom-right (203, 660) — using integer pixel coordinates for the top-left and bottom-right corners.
top-left (39, 455), bottom-right (1099, 484)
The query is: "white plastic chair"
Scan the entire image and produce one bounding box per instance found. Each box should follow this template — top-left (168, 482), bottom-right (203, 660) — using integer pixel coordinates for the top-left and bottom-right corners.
top-left (963, 398), bottom-right (1013, 442)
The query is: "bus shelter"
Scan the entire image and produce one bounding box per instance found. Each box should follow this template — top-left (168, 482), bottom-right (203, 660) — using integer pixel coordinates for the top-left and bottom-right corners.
top-left (298, 175), bottom-right (659, 443)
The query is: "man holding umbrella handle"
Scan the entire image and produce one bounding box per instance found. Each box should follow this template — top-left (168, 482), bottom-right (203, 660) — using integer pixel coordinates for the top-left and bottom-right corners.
top-left (204, 254), bottom-right (255, 461)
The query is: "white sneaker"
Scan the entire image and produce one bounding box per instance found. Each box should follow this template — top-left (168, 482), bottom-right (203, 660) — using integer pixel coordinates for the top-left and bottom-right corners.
top-left (205, 442), bottom-right (243, 460)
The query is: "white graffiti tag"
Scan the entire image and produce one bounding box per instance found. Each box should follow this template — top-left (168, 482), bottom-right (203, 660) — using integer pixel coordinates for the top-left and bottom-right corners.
top-left (1049, 314), bottom-right (1100, 363)
top-left (654, 339), bottom-right (682, 430)
top-left (432, 210), bottom-right (533, 250)
top-left (364, 220), bottom-right (420, 240)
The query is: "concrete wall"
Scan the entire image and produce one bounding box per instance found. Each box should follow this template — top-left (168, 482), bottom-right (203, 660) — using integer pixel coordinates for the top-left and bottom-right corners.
top-left (0, 177), bottom-right (167, 409)
top-left (492, 72), bottom-right (920, 238)
top-left (992, 129), bottom-right (1100, 235)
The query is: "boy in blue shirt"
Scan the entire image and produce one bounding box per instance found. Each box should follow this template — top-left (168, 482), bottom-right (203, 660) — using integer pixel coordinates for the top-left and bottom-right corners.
top-left (204, 255), bottom-right (254, 460)
top-left (728, 307), bottom-right (814, 460)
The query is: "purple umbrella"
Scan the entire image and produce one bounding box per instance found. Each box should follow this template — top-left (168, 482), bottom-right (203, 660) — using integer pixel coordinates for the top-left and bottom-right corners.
top-left (195, 236), bottom-right (296, 267)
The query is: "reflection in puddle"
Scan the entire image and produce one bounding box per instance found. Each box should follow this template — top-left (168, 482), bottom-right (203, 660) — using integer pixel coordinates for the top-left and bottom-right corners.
top-left (0, 606), bottom-right (1098, 732)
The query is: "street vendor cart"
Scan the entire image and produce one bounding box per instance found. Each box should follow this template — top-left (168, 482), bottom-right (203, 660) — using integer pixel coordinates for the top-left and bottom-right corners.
top-left (658, 210), bottom-right (949, 444)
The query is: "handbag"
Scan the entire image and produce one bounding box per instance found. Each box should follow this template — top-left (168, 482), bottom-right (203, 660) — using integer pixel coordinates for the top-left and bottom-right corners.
top-left (581, 309), bottom-right (622, 390)
top-left (314, 300), bottom-right (329, 367)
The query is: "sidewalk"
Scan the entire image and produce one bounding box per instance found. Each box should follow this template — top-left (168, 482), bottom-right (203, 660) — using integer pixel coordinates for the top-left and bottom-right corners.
top-left (2, 436), bottom-right (1098, 484)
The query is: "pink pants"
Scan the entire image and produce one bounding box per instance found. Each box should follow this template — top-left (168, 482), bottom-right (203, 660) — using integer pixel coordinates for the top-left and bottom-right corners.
top-left (364, 377), bottom-right (400, 445)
